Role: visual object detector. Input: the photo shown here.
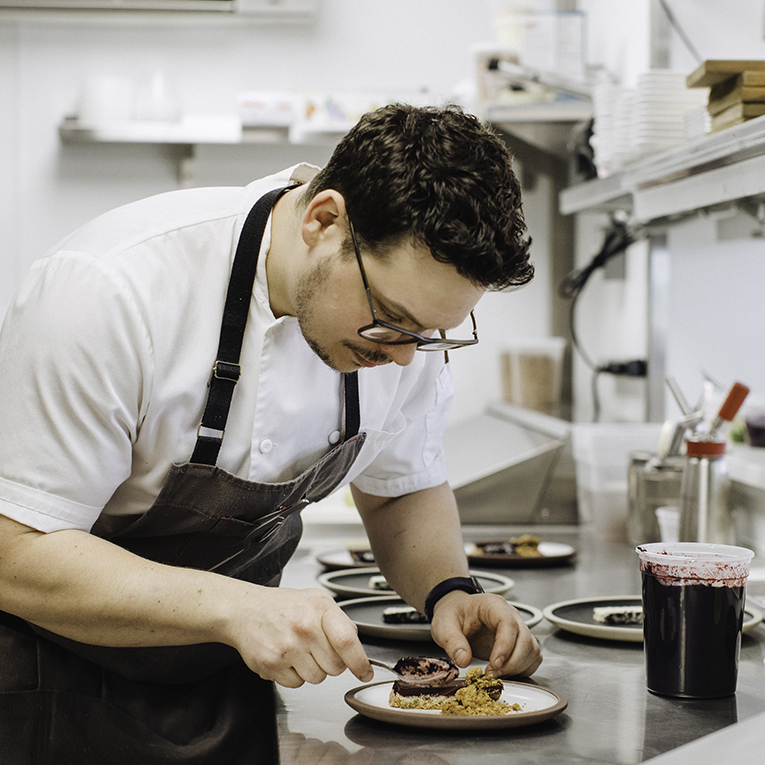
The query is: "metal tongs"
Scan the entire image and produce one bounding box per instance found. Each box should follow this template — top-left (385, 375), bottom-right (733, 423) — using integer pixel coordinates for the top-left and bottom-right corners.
top-left (661, 377), bottom-right (703, 458)
top-left (661, 377), bottom-right (750, 458)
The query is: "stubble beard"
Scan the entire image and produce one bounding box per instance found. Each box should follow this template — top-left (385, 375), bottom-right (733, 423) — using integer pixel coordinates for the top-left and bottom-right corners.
top-left (293, 260), bottom-right (391, 372)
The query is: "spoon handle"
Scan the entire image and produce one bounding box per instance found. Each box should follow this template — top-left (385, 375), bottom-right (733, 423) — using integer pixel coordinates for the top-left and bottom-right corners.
top-left (368, 659), bottom-right (397, 676)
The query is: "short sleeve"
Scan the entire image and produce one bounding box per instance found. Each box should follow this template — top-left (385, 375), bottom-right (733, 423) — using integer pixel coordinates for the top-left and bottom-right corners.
top-left (0, 251), bottom-right (152, 532)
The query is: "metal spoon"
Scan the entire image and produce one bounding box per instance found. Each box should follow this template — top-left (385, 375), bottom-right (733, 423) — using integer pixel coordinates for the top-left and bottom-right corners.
top-left (368, 657), bottom-right (458, 685)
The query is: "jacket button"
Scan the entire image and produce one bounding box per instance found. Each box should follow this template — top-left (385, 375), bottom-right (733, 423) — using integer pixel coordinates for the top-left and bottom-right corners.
top-left (328, 430), bottom-right (341, 445)
top-left (259, 439), bottom-right (273, 454)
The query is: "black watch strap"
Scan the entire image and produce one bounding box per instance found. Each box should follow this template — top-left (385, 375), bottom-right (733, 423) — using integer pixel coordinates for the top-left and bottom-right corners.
top-left (424, 576), bottom-right (484, 622)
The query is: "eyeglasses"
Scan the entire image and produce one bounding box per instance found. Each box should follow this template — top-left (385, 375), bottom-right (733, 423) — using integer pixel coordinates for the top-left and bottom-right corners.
top-left (349, 220), bottom-right (479, 352)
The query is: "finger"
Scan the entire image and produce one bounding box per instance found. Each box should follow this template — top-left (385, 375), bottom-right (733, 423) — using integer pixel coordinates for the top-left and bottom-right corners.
top-left (447, 636), bottom-right (473, 668)
top-left (269, 666), bottom-right (306, 689)
top-left (489, 623), bottom-right (542, 678)
top-left (321, 608), bottom-right (374, 682)
top-left (288, 654), bottom-right (329, 686)
top-left (486, 616), bottom-right (516, 672)
top-left (431, 620), bottom-right (474, 668)
top-left (508, 628), bottom-right (543, 676)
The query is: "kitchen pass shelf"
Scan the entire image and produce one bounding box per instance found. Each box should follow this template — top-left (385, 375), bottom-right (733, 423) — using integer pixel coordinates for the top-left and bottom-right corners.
top-left (59, 114), bottom-right (350, 184)
top-left (560, 114), bottom-right (765, 222)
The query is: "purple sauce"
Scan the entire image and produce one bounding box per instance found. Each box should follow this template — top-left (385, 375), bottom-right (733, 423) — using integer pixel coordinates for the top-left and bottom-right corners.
top-left (642, 573), bottom-right (744, 698)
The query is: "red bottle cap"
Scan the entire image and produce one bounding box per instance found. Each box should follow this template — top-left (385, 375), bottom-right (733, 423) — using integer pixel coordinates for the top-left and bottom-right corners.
top-left (717, 382), bottom-right (750, 423)
top-left (686, 437), bottom-right (726, 457)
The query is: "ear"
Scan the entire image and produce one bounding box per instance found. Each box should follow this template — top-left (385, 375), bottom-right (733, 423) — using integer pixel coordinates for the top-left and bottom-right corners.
top-left (301, 190), bottom-right (348, 247)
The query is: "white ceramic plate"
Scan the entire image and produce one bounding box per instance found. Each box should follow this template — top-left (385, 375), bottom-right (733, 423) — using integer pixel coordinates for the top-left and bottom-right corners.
top-left (339, 594), bottom-right (543, 642)
top-left (319, 567), bottom-right (514, 599)
top-left (345, 679), bottom-right (567, 730)
top-left (543, 595), bottom-right (763, 643)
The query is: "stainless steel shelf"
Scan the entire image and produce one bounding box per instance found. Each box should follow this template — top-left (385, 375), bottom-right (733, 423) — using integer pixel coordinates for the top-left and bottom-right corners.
top-left (560, 115), bottom-right (765, 222)
top-left (485, 99), bottom-right (592, 157)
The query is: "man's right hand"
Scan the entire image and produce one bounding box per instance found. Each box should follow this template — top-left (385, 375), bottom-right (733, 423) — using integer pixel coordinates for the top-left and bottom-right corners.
top-left (224, 585), bottom-right (374, 688)
top-left (0, 515), bottom-right (374, 689)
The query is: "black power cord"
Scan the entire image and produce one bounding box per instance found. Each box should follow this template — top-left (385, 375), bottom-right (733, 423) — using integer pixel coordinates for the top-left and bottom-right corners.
top-left (558, 217), bottom-right (647, 421)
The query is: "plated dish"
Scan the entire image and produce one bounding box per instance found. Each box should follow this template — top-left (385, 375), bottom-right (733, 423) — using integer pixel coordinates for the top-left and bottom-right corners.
top-left (465, 540), bottom-right (576, 568)
top-left (319, 567), bottom-right (515, 599)
top-left (316, 548), bottom-right (375, 571)
top-left (339, 594), bottom-right (543, 642)
top-left (345, 679), bottom-right (567, 730)
top-left (316, 540), bottom-right (577, 571)
top-left (543, 595), bottom-right (763, 642)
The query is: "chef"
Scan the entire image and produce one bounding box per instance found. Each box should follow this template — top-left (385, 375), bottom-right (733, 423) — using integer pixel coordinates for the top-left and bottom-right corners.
top-left (0, 104), bottom-right (540, 741)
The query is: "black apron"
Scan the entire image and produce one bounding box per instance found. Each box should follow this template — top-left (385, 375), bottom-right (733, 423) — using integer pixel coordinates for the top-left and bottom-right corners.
top-left (0, 186), bottom-right (367, 763)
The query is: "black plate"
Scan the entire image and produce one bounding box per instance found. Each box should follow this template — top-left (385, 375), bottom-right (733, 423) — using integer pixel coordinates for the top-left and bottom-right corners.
top-left (318, 567), bottom-right (514, 599)
top-left (543, 596), bottom-right (763, 642)
top-left (339, 594), bottom-right (543, 642)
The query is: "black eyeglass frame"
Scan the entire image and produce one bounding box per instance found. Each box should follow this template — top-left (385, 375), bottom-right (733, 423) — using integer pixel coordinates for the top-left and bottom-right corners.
top-left (348, 220), bottom-right (479, 352)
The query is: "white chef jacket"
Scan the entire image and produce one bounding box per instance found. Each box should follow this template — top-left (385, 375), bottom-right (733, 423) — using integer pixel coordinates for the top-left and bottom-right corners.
top-left (0, 165), bottom-right (453, 534)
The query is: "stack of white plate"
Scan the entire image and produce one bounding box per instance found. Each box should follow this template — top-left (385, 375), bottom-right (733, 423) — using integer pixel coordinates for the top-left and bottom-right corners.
top-left (628, 70), bottom-right (707, 162)
top-left (611, 88), bottom-right (637, 169)
top-left (590, 79), bottom-right (621, 178)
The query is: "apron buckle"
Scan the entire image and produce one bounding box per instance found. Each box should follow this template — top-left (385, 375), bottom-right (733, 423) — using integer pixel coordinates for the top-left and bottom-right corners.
top-left (197, 423), bottom-right (225, 440)
top-left (212, 360), bottom-right (241, 382)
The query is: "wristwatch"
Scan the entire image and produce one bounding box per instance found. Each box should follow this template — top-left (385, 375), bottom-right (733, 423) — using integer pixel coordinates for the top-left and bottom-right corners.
top-left (424, 576), bottom-right (485, 622)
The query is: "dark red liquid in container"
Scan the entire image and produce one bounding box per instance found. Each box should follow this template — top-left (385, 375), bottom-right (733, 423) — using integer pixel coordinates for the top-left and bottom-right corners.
top-left (642, 573), bottom-right (744, 698)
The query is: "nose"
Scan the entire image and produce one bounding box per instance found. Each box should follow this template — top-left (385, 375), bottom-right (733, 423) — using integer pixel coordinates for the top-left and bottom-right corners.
top-left (382, 342), bottom-right (417, 367)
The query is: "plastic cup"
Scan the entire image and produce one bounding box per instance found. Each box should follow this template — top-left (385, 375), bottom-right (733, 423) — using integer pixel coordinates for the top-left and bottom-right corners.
top-left (636, 542), bottom-right (754, 698)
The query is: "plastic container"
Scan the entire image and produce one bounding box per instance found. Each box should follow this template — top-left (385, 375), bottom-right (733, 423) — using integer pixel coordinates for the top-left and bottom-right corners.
top-left (573, 423), bottom-right (663, 541)
top-left (500, 337), bottom-right (566, 416)
top-left (636, 542), bottom-right (754, 698)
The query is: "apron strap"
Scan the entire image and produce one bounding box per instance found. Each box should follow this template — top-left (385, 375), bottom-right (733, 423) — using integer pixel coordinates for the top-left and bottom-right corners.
top-left (344, 371), bottom-right (360, 440)
top-left (192, 186), bottom-right (293, 466)
top-left (191, 186), bottom-right (362, 466)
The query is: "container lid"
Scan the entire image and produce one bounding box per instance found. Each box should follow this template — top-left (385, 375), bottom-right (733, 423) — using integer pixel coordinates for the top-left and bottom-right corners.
top-left (685, 436), bottom-right (726, 457)
top-left (636, 542), bottom-right (753, 586)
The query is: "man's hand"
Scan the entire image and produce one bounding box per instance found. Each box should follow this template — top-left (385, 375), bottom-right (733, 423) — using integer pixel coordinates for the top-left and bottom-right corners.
top-left (0, 516), bottom-right (376, 690)
top-left (428, 590), bottom-right (542, 678)
top-left (226, 585), bottom-right (375, 688)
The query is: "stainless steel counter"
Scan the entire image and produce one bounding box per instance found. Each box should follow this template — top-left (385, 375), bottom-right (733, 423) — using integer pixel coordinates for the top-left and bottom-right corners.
top-left (276, 525), bottom-right (765, 764)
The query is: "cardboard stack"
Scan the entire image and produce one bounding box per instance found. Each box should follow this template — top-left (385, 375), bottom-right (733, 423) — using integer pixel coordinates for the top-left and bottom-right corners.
top-left (687, 60), bottom-right (765, 132)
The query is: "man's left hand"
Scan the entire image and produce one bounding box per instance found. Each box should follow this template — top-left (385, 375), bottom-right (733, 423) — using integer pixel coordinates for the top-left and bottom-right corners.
top-left (428, 590), bottom-right (542, 678)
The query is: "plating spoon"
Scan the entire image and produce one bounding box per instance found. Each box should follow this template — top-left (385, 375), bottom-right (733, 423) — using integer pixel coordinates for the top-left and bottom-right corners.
top-left (368, 657), bottom-right (459, 685)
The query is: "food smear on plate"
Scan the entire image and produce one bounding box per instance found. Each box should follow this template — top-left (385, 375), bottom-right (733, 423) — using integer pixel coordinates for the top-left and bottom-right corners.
top-left (389, 666), bottom-right (522, 716)
top-left (347, 547), bottom-right (375, 564)
top-left (368, 574), bottom-right (392, 590)
top-left (470, 534), bottom-right (543, 558)
top-left (382, 605), bottom-right (429, 624)
top-left (592, 605), bottom-right (643, 625)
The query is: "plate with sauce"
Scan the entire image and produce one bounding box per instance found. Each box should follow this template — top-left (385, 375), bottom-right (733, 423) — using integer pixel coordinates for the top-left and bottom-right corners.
top-left (345, 679), bottom-right (567, 730)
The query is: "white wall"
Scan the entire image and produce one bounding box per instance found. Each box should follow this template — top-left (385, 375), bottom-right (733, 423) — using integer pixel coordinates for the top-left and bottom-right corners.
top-left (665, 212), bottom-right (765, 417)
top-left (0, 0), bottom-right (558, 425)
top-left (578, 0), bottom-right (651, 87)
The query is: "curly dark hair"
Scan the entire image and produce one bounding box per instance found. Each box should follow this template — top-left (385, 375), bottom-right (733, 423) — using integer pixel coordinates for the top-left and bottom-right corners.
top-left (304, 103), bottom-right (533, 291)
